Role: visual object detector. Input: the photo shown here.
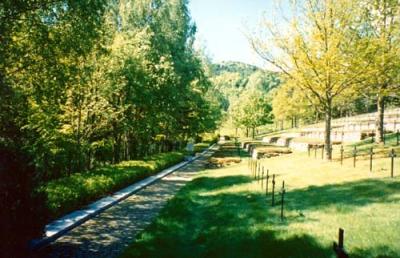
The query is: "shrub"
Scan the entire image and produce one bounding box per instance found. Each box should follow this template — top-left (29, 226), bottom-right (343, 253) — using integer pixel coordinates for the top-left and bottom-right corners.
top-left (39, 152), bottom-right (184, 220)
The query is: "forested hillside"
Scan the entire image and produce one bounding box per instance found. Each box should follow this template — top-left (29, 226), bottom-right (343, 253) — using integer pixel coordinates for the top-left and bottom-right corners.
top-left (208, 61), bottom-right (280, 136)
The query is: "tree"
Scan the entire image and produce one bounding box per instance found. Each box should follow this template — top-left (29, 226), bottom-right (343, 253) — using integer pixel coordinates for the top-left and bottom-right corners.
top-left (272, 80), bottom-right (316, 127)
top-left (229, 71), bottom-right (274, 138)
top-left (360, 0), bottom-right (400, 143)
top-left (1, 0), bottom-right (109, 255)
top-left (251, 0), bottom-right (369, 159)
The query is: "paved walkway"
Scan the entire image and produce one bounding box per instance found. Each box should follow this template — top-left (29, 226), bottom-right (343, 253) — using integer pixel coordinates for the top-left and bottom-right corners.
top-left (32, 150), bottom-right (214, 258)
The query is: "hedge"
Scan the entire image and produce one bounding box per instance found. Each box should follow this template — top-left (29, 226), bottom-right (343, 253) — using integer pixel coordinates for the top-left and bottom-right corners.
top-left (39, 152), bottom-right (185, 220)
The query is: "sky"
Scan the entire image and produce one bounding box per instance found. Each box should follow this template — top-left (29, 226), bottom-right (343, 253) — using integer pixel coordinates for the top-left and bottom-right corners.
top-left (188, 0), bottom-right (278, 69)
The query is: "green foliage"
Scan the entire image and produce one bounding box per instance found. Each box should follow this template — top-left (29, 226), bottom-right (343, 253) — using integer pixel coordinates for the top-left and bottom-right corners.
top-left (211, 61), bottom-right (259, 77)
top-left (1, 0), bottom-right (220, 177)
top-left (208, 61), bottom-right (279, 135)
top-left (227, 71), bottom-right (275, 131)
top-left (39, 152), bottom-right (184, 220)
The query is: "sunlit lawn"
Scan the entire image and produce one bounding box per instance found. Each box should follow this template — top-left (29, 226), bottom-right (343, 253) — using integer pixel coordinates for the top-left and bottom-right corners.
top-left (121, 141), bottom-right (400, 258)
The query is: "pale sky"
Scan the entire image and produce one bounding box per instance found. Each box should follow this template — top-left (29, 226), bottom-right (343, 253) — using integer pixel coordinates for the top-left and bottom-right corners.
top-left (189, 0), bottom-right (278, 68)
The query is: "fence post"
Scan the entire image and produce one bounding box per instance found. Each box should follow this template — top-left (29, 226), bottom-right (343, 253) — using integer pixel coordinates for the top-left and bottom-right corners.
top-left (272, 174), bottom-right (276, 206)
top-left (383, 131), bottom-right (386, 145)
top-left (280, 180), bottom-right (285, 221)
top-left (265, 169), bottom-right (269, 196)
top-left (252, 160), bottom-right (254, 177)
top-left (340, 145), bottom-right (344, 166)
top-left (261, 167), bottom-right (264, 189)
top-left (390, 149), bottom-right (396, 178)
top-left (369, 147), bottom-right (374, 173)
top-left (253, 160), bottom-right (256, 179)
top-left (333, 228), bottom-right (349, 258)
top-left (255, 160), bottom-right (258, 179)
top-left (353, 146), bottom-right (357, 168)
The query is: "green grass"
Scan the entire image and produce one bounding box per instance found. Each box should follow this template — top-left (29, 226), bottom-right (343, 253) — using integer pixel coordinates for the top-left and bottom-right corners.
top-left (121, 142), bottom-right (400, 258)
top-left (39, 152), bottom-right (185, 220)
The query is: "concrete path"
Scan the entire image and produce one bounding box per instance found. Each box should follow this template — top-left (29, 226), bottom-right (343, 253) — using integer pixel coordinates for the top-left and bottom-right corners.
top-left (32, 149), bottom-right (214, 258)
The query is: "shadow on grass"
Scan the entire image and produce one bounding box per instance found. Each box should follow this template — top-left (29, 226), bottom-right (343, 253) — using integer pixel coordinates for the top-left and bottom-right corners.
top-left (121, 175), bottom-right (333, 258)
top-left (189, 175), bottom-right (252, 192)
top-left (286, 178), bottom-right (400, 214)
top-left (122, 174), bottom-right (400, 258)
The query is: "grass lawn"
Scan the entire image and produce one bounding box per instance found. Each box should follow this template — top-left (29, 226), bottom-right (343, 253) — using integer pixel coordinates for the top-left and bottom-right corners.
top-left (121, 141), bottom-right (400, 258)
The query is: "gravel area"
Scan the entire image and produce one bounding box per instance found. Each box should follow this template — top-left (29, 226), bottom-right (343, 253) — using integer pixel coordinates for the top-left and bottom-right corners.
top-left (31, 150), bottom-right (213, 258)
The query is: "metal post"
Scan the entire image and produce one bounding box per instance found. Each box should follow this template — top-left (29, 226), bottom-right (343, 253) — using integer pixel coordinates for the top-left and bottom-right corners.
top-left (252, 160), bottom-right (255, 178)
top-left (272, 174), bottom-right (276, 206)
top-left (338, 228), bottom-right (344, 249)
top-left (256, 160), bottom-right (258, 179)
top-left (383, 132), bottom-right (386, 145)
top-left (369, 147), bottom-right (373, 173)
top-left (340, 145), bottom-right (344, 166)
top-left (265, 169), bottom-right (269, 196)
top-left (390, 149), bottom-right (396, 178)
top-left (333, 228), bottom-right (349, 258)
top-left (255, 161), bottom-right (258, 180)
top-left (261, 167), bottom-right (264, 189)
top-left (253, 160), bottom-right (256, 179)
top-left (280, 180), bottom-right (285, 220)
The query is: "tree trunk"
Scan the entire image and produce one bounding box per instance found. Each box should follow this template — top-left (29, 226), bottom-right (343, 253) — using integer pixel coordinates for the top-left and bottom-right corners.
top-left (252, 127), bottom-right (255, 139)
top-left (375, 95), bottom-right (385, 144)
top-left (324, 100), bottom-right (332, 160)
top-left (76, 107), bottom-right (82, 171)
top-left (246, 128), bottom-right (249, 137)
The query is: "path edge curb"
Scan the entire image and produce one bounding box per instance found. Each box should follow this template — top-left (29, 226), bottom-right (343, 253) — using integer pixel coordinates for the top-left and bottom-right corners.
top-left (30, 144), bottom-right (216, 250)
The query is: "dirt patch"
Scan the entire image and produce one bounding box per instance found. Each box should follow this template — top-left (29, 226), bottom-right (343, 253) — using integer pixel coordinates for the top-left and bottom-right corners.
top-left (207, 157), bottom-right (241, 168)
top-left (254, 147), bottom-right (292, 158)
